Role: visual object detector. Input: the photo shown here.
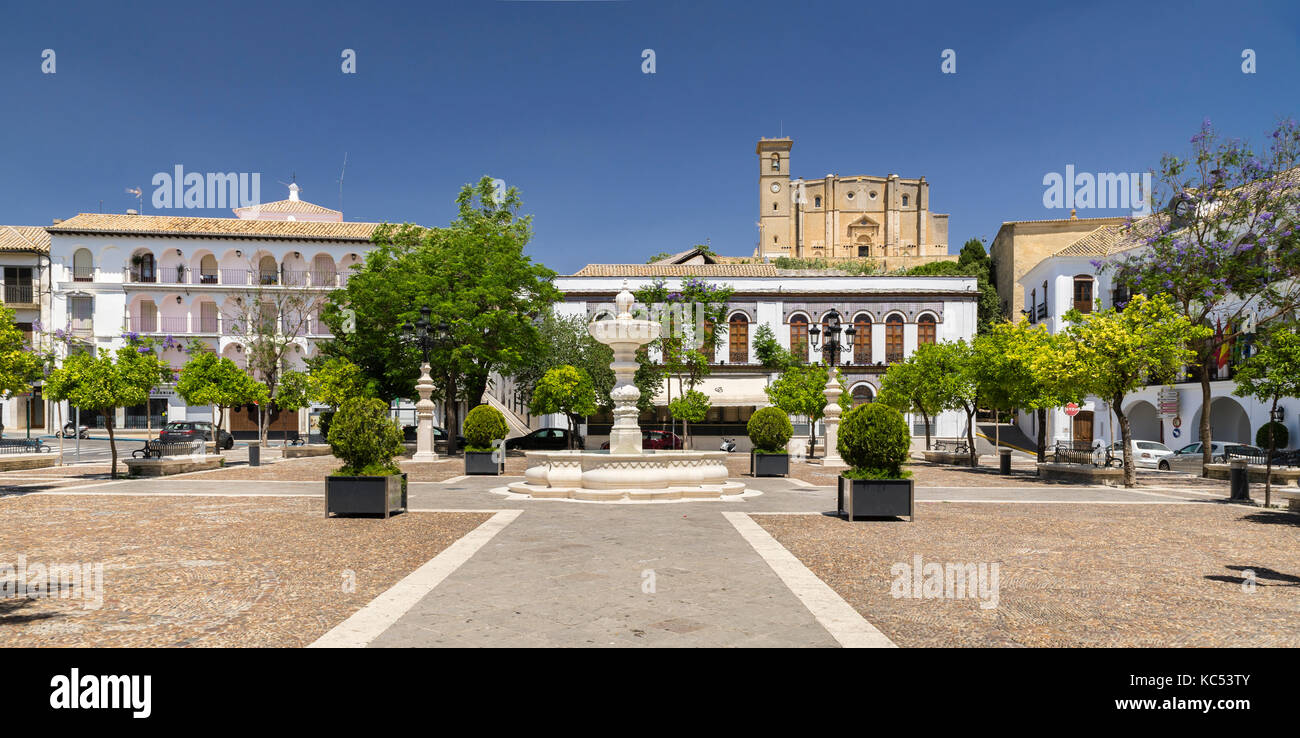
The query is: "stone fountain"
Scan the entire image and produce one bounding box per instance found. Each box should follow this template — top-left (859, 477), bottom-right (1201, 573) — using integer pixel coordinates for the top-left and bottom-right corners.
top-left (505, 282), bottom-right (746, 501)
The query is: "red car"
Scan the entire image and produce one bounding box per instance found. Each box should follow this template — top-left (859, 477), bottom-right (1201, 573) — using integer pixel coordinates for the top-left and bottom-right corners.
top-left (600, 429), bottom-right (683, 450)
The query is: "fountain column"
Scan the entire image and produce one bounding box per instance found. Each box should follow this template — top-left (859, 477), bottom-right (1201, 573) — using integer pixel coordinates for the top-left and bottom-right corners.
top-left (599, 282), bottom-right (656, 455)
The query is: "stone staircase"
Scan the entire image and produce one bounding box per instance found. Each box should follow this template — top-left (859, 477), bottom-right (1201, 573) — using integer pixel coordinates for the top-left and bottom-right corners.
top-left (482, 392), bottom-right (531, 439)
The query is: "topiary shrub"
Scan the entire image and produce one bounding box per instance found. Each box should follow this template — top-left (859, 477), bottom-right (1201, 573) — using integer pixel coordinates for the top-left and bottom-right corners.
top-left (747, 406), bottom-right (793, 453)
top-left (838, 402), bottom-right (912, 479)
top-left (327, 397), bottom-right (404, 476)
top-left (1257, 421), bottom-right (1289, 450)
top-left (463, 405), bottom-right (508, 452)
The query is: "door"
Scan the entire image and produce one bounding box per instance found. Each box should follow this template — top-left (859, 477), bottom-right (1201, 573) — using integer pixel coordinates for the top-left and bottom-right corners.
top-left (1072, 410), bottom-right (1094, 445)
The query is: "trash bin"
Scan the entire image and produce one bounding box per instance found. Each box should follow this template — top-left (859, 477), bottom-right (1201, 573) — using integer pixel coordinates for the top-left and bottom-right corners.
top-left (249, 444), bottom-right (260, 467)
top-left (1229, 459), bottom-right (1250, 501)
top-left (999, 447), bottom-right (1013, 475)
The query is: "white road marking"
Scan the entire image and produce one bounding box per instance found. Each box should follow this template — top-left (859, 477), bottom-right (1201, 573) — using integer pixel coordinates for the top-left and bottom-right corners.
top-left (723, 511), bottom-right (896, 649)
top-left (308, 509), bottom-right (524, 648)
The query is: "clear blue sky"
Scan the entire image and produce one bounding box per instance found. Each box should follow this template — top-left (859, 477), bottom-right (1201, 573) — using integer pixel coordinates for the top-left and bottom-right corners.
top-left (1, 0), bottom-right (1296, 273)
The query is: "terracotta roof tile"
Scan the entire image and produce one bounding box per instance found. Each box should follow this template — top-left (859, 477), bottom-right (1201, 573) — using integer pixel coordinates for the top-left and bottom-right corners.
top-left (0, 225), bottom-right (51, 253)
top-left (47, 213), bottom-right (380, 241)
top-left (233, 199), bottom-right (341, 216)
top-left (571, 264), bottom-right (779, 277)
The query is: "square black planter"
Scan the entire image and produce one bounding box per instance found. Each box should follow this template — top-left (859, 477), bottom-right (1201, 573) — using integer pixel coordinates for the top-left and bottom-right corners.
top-left (750, 452), bottom-right (789, 477)
top-left (465, 451), bottom-right (501, 475)
top-left (325, 473), bottom-right (407, 518)
top-left (837, 476), bottom-right (914, 521)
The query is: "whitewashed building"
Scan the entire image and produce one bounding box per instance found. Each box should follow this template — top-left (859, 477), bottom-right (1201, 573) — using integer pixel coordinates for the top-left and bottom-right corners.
top-left (0, 226), bottom-right (51, 435)
top-left (1017, 222), bottom-right (1289, 452)
top-left (503, 252), bottom-right (981, 451)
top-left (44, 190), bottom-right (375, 437)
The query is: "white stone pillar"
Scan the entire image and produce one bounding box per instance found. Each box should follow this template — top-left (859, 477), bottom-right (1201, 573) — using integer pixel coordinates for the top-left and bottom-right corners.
top-left (823, 369), bottom-right (846, 467)
top-left (412, 362), bottom-right (438, 462)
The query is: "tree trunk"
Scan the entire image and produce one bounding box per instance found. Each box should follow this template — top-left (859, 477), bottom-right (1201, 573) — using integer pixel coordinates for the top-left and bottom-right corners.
top-left (965, 405), bottom-right (978, 467)
top-left (1198, 368), bottom-right (1213, 473)
top-left (1036, 407), bottom-right (1047, 463)
top-left (920, 406), bottom-right (932, 450)
top-left (106, 414), bottom-right (118, 480)
top-left (1115, 398), bottom-right (1135, 487)
top-left (1265, 396), bottom-right (1278, 508)
top-left (445, 373), bottom-right (459, 455)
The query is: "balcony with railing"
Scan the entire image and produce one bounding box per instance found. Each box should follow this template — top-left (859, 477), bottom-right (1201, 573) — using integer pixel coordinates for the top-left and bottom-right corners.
top-left (120, 266), bottom-right (348, 288)
top-left (2, 283), bottom-right (35, 305)
top-left (71, 266), bottom-right (95, 282)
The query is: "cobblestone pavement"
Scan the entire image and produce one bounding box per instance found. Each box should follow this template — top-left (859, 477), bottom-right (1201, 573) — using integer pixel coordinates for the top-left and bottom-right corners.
top-left (755, 503), bottom-right (1300, 647)
top-left (0, 494), bottom-right (489, 647)
top-left (2, 454), bottom-right (1280, 648)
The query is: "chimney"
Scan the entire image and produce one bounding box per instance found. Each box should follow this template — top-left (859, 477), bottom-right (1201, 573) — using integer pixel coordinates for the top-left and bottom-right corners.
top-left (126, 209), bottom-right (139, 216)
top-left (288, 183), bottom-right (300, 202)
top-left (52, 218), bottom-right (63, 225)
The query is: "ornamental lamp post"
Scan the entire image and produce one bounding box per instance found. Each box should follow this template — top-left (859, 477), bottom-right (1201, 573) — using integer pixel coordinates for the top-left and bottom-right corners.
top-left (808, 310), bottom-right (854, 466)
top-left (401, 307), bottom-right (447, 462)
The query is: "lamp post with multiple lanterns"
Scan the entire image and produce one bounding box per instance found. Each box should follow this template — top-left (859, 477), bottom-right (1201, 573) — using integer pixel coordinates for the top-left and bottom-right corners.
top-left (808, 310), bottom-right (855, 466)
top-left (401, 307), bottom-right (449, 462)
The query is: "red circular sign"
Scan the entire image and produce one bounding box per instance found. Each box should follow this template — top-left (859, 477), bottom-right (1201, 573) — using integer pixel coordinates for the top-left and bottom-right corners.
top-left (1064, 402), bottom-right (1080, 417)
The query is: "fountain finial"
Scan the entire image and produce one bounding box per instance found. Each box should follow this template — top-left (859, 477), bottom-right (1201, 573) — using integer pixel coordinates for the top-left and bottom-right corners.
top-left (615, 279), bottom-right (635, 319)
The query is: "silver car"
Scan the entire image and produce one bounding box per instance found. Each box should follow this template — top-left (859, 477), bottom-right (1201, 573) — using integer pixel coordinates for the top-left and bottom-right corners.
top-left (1110, 440), bottom-right (1173, 469)
top-left (1158, 442), bottom-right (1262, 472)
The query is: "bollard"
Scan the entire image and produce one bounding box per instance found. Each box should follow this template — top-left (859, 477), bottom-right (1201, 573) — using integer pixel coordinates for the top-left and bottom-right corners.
top-left (1228, 458), bottom-right (1250, 501)
top-left (999, 447), bottom-right (1013, 475)
top-left (249, 444), bottom-right (260, 467)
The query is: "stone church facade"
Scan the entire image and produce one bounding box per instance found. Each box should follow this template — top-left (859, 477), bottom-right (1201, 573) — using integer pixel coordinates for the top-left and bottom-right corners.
top-left (755, 137), bottom-right (950, 261)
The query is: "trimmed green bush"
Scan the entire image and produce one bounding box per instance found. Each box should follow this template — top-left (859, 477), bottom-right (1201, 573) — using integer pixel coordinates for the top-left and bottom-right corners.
top-left (327, 397), bottom-right (404, 476)
top-left (1257, 421), bottom-right (1289, 450)
top-left (838, 402), bottom-right (911, 479)
top-left (463, 404), bottom-right (508, 452)
top-left (747, 406), bottom-right (793, 453)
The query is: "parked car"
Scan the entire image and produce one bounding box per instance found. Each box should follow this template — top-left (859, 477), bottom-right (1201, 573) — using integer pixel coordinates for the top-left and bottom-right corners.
top-left (61, 422), bottom-right (90, 439)
top-left (505, 427), bottom-right (583, 450)
top-left (1109, 439), bottom-right (1173, 469)
top-left (401, 425), bottom-right (466, 448)
top-left (599, 429), bottom-right (684, 451)
top-left (158, 421), bottom-right (234, 450)
top-left (1158, 441), bottom-right (1263, 472)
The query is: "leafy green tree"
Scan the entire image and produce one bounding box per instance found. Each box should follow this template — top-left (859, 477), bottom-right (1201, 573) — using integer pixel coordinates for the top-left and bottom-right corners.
top-left (321, 177), bottom-right (560, 453)
top-left (514, 311), bottom-right (614, 411)
top-left (1233, 323), bottom-right (1300, 506)
top-left (529, 365), bottom-right (598, 449)
top-left (940, 340), bottom-right (982, 466)
top-left (1107, 118), bottom-right (1300, 468)
top-left (633, 276), bottom-right (734, 437)
top-left (972, 321), bottom-right (1085, 460)
top-left (877, 343), bottom-right (958, 450)
top-left (1060, 294), bottom-right (1211, 486)
top-left (668, 389), bottom-right (711, 448)
top-left (45, 343), bottom-right (172, 478)
top-left (0, 305), bottom-right (46, 438)
top-left (274, 370), bottom-right (311, 445)
top-left (765, 363), bottom-right (848, 457)
top-left (176, 350), bottom-right (268, 438)
top-left (307, 356), bottom-right (372, 408)
top-left (753, 323), bottom-right (795, 370)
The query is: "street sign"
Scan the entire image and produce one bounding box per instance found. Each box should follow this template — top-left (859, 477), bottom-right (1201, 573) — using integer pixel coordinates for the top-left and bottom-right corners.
top-left (1172, 416), bottom-right (1182, 429)
top-left (1172, 428), bottom-right (1182, 438)
top-left (1064, 402), bottom-right (1080, 417)
top-left (1158, 387), bottom-right (1179, 419)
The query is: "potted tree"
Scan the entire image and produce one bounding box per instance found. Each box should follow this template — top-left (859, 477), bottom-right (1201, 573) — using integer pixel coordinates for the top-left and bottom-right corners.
top-left (324, 396), bottom-right (406, 518)
top-left (837, 403), bottom-right (914, 521)
top-left (464, 404), bottom-right (508, 475)
top-left (748, 406), bottom-right (793, 477)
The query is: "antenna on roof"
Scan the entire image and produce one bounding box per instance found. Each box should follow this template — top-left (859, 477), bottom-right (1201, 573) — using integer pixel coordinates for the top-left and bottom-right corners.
top-left (125, 187), bottom-right (143, 215)
top-left (338, 152), bottom-right (347, 213)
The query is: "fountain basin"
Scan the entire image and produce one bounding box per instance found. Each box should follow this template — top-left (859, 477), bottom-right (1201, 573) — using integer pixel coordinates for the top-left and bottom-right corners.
top-left (506, 450), bottom-right (746, 501)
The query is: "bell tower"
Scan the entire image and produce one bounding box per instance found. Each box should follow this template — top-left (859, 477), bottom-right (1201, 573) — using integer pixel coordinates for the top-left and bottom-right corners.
top-left (757, 137), bottom-right (793, 257)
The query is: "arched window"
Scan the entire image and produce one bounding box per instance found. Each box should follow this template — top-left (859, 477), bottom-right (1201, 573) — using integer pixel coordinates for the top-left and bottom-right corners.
top-left (853, 314), bottom-right (872, 364)
top-left (770, 154), bottom-right (779, 171)
top-left (72, 248), bottom-right (93, 281)
top-left (851, 384), bottom-right (875, 407)
top-left (1072, 275), bottom-right (1094, 314)
top-left (814, 196), bottom-right (822, 208)
top-left (789, 315), bottom-right (809, 361)
top-left (885, 314), bottom-right (904, 363)
top-left (258, 255), bottom-right (278, 285)
top-left (918, 314), bottom-right (936, 345)
top-left (902, 194), bottom-right (910, 207)
top-left (728, 314), bottom-right (749, 364)
top-left (696, 319), bottom-right (714, 361)
top-left (312, 254), bottom-right (337, 287)
top-left (136, 299), bottom-right (157, 333)
top-left (133, 252), bottom-right (155, 283)
top-left (199, 254), bottom-right (218, 284)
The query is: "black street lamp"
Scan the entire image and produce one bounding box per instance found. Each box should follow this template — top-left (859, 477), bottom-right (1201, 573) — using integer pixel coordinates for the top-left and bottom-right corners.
top-left (401, 306), bottom-right (449, 365)
top-left (808, 309), bottom-right (856, 367)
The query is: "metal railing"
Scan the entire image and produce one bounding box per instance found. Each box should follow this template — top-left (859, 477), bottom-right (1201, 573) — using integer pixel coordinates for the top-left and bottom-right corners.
top-left (132, 440), bottom-right (206, 458)
top-left (2, 284), bottom-right (34, 304)
top-left (72, 266), bottom-right (95, 282)
top-left (0, 438), bottom-right (52, 454)
top-left (119, 265), bottom-right (349, 288)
